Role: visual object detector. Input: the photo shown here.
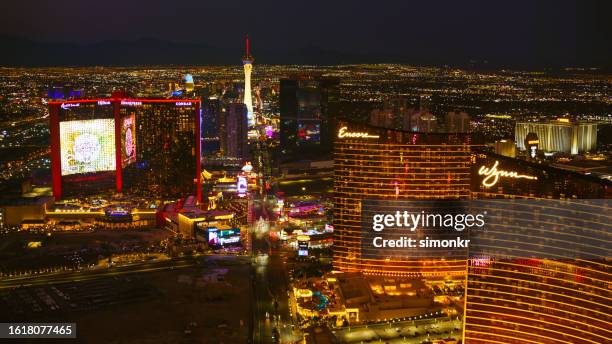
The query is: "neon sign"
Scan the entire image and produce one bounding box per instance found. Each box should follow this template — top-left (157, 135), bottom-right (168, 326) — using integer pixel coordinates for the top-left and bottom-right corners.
top-left (121, 100), bottom-right (142, 106)
top-left (219, 236), bottom-right (240, 245)
top-left (478, 160), bottom-right (537, 187)
top-left (237, 176), bottom-right (248, 196)
top-left (97, 100), bottom-right (111, 106)
top-left (337, 126), bottom-right (380, 139)
top-left (175, 101), bottom-right (192, 106)
top-left (60, 103), bottom-right (80, 110)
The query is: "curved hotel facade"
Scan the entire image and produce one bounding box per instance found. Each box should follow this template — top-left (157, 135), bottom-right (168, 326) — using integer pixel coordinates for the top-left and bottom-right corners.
top-left (333, 121), bottom-right (472, 276)
top-left (466, 152), bottom-right (611, 344)
top-left (464, 199), bottom-right (611, 344)
top-left (333, 123), bottom-right (611, 342)
top-left (515, 120), bottom-right (597, 155)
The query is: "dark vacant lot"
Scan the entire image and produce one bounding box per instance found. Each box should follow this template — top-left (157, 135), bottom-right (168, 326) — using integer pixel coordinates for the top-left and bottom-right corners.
top-left (0, 229), bottom-right (171, 274)
top-left (0, 256), bottom-right (252, 344)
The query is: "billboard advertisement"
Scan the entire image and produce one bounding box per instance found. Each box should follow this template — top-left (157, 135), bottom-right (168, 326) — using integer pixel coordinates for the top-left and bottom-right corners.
top-left (237, 176), bottom-right (248, 196)
top-left (121, 113), bottom-right (137, 167)
top-left (60, 119), bottom-right (116, 176)
top-left (297, 122), bottom-right (321, 144)
top-left (298, 240), bottom-right (309, 256)
top-left (207, 227), bottom-right (241, 246)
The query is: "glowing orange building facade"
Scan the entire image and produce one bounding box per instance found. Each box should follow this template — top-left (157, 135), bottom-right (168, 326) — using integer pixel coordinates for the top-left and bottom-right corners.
top-left (333, 124), bottom-right (610, 342)
top-left (465, 218), bottom-right (611, 343)
top-left (465, 152), bottom-right (611, 344)
top-left (332, 121), bottom-right (472, 276)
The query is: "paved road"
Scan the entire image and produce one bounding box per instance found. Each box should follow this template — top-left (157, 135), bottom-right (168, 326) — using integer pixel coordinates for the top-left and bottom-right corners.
top-left (250, 216), bottom-right (300, 344)
top-left (252, 237), bottom-right (273, 344)
top-left (270, 248), bottom-right (301, 343)
top-left (0, 256), bottom-right (202, 290)
top-left (250, 132), bottom-right (301, 343)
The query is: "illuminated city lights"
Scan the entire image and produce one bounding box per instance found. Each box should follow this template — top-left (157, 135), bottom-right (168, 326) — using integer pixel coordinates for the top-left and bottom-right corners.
top-left (0, 8), bottom-right (609, 343)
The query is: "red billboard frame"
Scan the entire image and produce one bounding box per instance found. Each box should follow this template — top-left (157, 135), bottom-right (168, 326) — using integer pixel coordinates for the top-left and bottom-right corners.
top-left (49, 98), bottom-right (202, 203)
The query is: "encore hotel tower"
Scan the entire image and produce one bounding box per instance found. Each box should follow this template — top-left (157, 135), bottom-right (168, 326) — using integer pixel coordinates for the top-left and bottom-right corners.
top-left (49, 97), bottom-right (202, 201)
top-left (333, 120), bottom-right (472, 277)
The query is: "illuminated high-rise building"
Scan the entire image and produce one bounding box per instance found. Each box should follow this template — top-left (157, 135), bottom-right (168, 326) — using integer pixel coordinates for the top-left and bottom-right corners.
top-left (445, 111), bottom-right (470, 133)
top-left (333, 123), bottom-right (610, 341)
top-left (49, 97), bottom-right (202, 202)
top-left (201, 97), bottom-right (222, 155)
top-left (369, 97), bottom-right (416, 130)
top-left (515, 120), bottom-right (597, 155)
top-left (184, 74), bottom-right (195, 93)
top-left (333, 121), bottom-right (472, 276)
top-left (48, 82), bottom-right (83, 100)
top-left (242, 35), bottom-right (254, 126)
top-left (463, 199), bottom-right (611, 344)
top-left (494, 139), bottom-right (517, 158)
top-left (280, 76), bottom-right (339, 160)
top-left (466, 151), bottom-right (611, 343)
top-left (224, 103), bottom-right (249, 160)
top-left (48, 100), bottom-right (116, 198)
top-left (415, 112), bottom-right (438, 133)
top-left (120, 100), bottom-right (201, 200)
top-left (368, 98), bottom-right (471, 134)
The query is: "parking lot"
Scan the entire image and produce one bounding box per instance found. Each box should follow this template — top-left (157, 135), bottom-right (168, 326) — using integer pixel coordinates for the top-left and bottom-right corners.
top-left (0, 255), bottom-right (253, 343)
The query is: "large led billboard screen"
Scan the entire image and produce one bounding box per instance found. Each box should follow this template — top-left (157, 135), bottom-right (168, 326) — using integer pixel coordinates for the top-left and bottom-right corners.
top-left (206, 227), bottom-right (241, 246)
top-left (297, 122), bottom-right (321, 144)
top-left (60, 119), bottom-right (116, 176)
top-left (121, 113), bottom-right (137, 167)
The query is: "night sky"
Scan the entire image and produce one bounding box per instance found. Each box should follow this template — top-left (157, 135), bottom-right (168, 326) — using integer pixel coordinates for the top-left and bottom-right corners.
top-left (1, 0), bottom-right (609, 67)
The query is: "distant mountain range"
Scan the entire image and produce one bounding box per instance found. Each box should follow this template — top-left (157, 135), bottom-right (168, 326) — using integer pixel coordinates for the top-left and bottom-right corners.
top-left (1, 35), bottom-right (382, 66)
top-left (0, 35), bottom-right (608, 70)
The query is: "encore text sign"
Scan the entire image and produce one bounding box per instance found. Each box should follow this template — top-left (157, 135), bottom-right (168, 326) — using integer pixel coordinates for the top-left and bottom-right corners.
top-left (337, 126), bottom-right (380, 139)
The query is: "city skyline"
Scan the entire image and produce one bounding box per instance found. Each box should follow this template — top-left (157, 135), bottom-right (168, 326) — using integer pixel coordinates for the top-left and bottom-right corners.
top-left (0, 3), bottom-right (610, 343)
